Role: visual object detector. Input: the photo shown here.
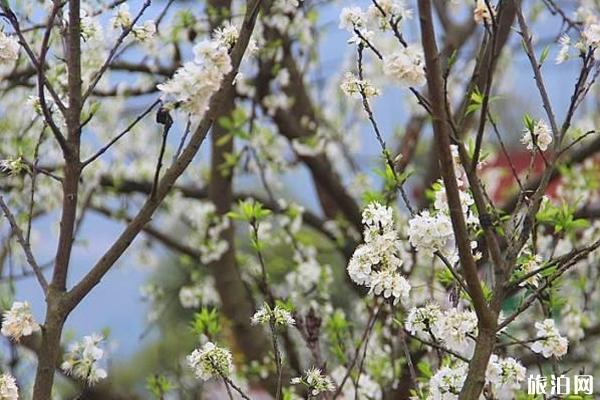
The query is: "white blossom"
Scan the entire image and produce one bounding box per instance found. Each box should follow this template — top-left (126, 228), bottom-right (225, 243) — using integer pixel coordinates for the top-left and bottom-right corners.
top-left (556, 34), bottom-right (571, 64)
top-left (340, 72), bottom-right (380, 98)
top-left (132, 20), bottom-right (156, 42)
top-left (428, 365), bottom-right (467, 400)
top-left (521, 119), bottom-right (553, 152)
top-left (405, 303), bottom-right (443, 337)
top-left (531, 319), bottom-right (568, 358)
top-left (517, 249), bottom-right (543, 287)
top-left (561, 305), bottom-right (587, 341)
top-left (0, 31), bottom-right (19, 62)
top-left (473, 0), bottom-right (496, 25)
top-left (112, 3), bottom-right (133, 29)
top-left (408, 210), bottom-right (454, 258)
top-left (158, 27), bottom-right (233, 114)
top-left (179, 277), bottom-right (220, 309)
top-left (339, 7), bottom-right (366, 31)
top-left (291, 367), bottom-right (335, 396)
top-left (1, 301), bottom-right (40, 342)
top-left (214, 21), bottom-right (239, 48)
top-left (367, 0), bottom-right (412, 29)
top-left (0, 374), bottom-right (18, 400)
top-left (583, 23), bottom-right (600, 48)
top-left (486, 355), bottom-right (526, 400)
top-left (347, 203), bottom-right (411, 305)
top-left (187, 342), bottom-right (233, 380)
top-left (382, 45), bottom-right (427, 87)
top-left (251, 303), bottom-right (295, 327)
top-left (61, 334), bottom-right (107, 385)
top-left (435, 309), bottom-right (478, 355)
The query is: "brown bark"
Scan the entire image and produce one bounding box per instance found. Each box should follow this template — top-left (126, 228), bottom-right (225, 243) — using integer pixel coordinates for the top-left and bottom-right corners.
top-left (33, 0), bottom-right (84, 396)
top-left (417, 2), bottom-right (497, 398)
top-left (206, 0), bottom-right (271, 366)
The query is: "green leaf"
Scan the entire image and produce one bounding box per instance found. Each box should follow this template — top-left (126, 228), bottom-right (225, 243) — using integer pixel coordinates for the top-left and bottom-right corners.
top-left (540, 45), bottom-right (550, 65)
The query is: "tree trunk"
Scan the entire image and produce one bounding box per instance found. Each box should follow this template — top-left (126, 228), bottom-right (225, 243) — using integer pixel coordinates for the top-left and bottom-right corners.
top-left (32, 295), bottom-right (67, 400)
top-left (206, 0), bottom-right (271, 365)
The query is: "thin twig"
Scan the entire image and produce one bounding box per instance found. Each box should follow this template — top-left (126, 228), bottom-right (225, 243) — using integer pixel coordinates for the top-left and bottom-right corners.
top-left (0, 197), bottom-right (48, 292)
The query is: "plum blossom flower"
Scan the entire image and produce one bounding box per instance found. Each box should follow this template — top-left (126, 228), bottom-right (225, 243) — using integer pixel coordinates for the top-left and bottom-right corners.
top-left (291, 367), bottom-right (335, 396)
top-left (1, 301), bottom-right (40, 342)
top-left (367, 0), bottom-right (412, 29)
top-left (340, 72), bottom-right (380, 98)
top-left (435, 308), bottom-right (478, 355)
top-left (382, 45), bottom-right (426, 87)
top-left (0, 373), bottom-right (18, 400)
top-left (428, 364), bottom-right (467, 400)
top-left (187, 342), bottom-right (233, 380)
top-left (251, 303), bottom-right (295, 327)
top-left (132, 20), bottom-right (156, 42)
top-left (531, 319), bottom-right (568, 358)
top-left (405, 303), bottom-right (443, 338)
top-left (347, 203), bottom-right (411, 305)
top-left (61, 334), bottom-right (107, 385)
top-left (516, 248), bottom-right (543, 287)
top-left (473, 0), bottom-right (496, 25)
top-left (339, 7), bottom-right (367, 31)
top-left (158, 24), bottom-right (235, 114)
top-left (583, 23), bottom-right (600, 49)
top-left (0, 31), bottom-right (19, 63)
top-left (407, 210), bottom-right (454, 258)
top-left (521, 119), bottom-right (553, 152)
top-left (486, 355), bottom-right (526, 400)
top-left (112, 3), bottom-right (133, 29)
top-left (556, 34), bottom-right (571, 64)
top-left (179, 276), bottom-right (220, 309)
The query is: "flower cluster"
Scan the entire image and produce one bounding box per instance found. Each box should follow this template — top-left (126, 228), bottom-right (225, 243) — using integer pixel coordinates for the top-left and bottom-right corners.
top-left (382, 45), bottom-right (427, 87)
top-left (435, 308), bottom-right (478, 355)
top-left (251, 303), bottom-right (295, 327)
top-left (158, 24), bottom-right (236, 114)
top-left (432, 181), bottom-right (478, 226)
top-left (473, 0), bottom-right (496, 25)
top-left (132, 21), bottom-right (156, 42)
top-left (61, 334), bottom-right (108, 385)
top-left (531, 319), bottom-right (568, 358)
top-left (112, 4), bottom-right (133, 29)
top-left (167, 198), bottom-right (230, 265)
top-left (0, 31), bottom-right (19, 63)
top-left (291, 367), bottom-right (335, 397)
top-left (556, 34), bottom-right (571, 64)
top-left (187, 341), bottom-right (233, 381)
top-left (407, 210), bottom-right (454, 259)
top-left (1, 301), bottom-right (40, 342)
top-left (367, 0), bottom-right (412, 30)
top-left (516, 249), bottom-right (543, 287)
top-left (428, 356), bottom-right (526, 400)
top-left (561, 304), bottom-right (587, 341)
top-left (405, 303), bottom-right (443, 338)
top-left (347, 203), bottom-right (411, 305)
top-left (583, 22), bottom-right (600, 49)
top-left (521, 119), bottom-right (553, 152)
top-left (179, 276), bottom-right (220, 309)
top-left (340, 1), bottom-right (411, 35)
top-left (428, 364), bottom-right (467, 400)
top-left (339, 7), bottom-right (367, 33)
top-left (486, 355), bottom-right (527, 400)
top-left (0, 374), bottom-right (18, 400)
top-left (340, 72), bottom-right (380, 98)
